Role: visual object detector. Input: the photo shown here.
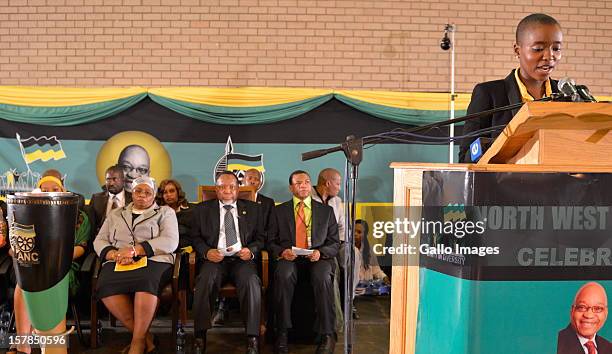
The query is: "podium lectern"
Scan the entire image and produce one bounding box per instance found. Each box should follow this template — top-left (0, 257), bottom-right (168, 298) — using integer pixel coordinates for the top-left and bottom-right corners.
top-left (390, 102), bottom-right (612, 354)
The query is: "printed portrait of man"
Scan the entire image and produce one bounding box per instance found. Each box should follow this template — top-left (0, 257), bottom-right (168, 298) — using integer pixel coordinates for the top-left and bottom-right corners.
top-left (557, 281), bottom-right (611, 354)
top-left (117, 144), bottom-right (150, 192)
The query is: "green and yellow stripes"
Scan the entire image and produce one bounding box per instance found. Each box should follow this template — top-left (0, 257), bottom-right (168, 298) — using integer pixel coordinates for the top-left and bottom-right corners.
top-left (0, 86), bottom-right (148, 126)
top-left (6, 86), bottom-right (598, 126)
top-left (149, 89), bottom-right (334, 125)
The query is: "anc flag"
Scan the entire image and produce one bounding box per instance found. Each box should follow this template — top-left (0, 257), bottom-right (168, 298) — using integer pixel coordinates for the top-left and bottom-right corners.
top-left (214, 136), bottom-right (265, 188)
top-left (16, 133), bottom-right (66, 164)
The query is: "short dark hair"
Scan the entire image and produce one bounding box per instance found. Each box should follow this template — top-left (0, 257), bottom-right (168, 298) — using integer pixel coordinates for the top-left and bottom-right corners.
top-left (216, 171), bottom-right (239, 185)
top-left (289, 170), bottom-right (310, 185)
top-left (516, 13), bottom-right (560, 43)
top-left (105, 164), bottom-right (125, 178)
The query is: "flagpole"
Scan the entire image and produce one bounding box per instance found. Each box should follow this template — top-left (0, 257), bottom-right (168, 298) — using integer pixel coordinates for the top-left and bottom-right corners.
top-left (15, 133), bottom-right (32, 172)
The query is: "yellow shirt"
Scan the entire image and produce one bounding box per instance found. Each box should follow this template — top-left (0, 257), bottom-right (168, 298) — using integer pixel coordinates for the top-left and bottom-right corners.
top-left (293, 195), bottom-right (312, 247)
top-left (514, 68), bottom-right (552, 102)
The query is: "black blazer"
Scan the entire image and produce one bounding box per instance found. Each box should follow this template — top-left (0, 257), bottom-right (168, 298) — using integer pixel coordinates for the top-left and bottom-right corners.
top-left (557, 324), bottom-right (612, 354)
top-left (459, 69), bottom-right (559, 162)
top-left (267, 199), bottom-right (339, 259)
top-left (87, 190), bottom-right (132, 238)
top-left (256, 193), bottom-right (275, 235)
top-left (190, 199), bottom-right (265, 260)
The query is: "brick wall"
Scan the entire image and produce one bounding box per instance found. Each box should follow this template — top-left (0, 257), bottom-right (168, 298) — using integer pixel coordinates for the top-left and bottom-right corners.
top-left (0, 0), bottom-right (611, 95)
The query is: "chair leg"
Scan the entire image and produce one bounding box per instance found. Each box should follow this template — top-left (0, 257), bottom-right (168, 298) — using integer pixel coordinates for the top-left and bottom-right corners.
top-left (71, 303), bottom-right (84, 347)
top-left (90, 299), bottom-right (98, 348)
top-left (171, 293), bottom-right (178, 345)
top-left (260, 290), bottom-right (267, 345)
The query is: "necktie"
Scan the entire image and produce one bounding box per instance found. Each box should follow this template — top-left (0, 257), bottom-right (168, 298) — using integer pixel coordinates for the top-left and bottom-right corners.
top-left (295, 201), bottom-right (308, 248)
top-left (111, 195), bottom-right (119, 210)
top-left (585, 341), bottom-right (596, 354)
top-left (223, 205), bottom-right (238, 247)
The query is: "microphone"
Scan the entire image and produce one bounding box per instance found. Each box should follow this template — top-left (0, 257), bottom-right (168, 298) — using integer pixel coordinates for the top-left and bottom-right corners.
top-left (440, 24), bottom-right (454, 51)
top-left (558, 77), bottom-right (580, 102)
top-left (575, 84), bottom-right (597, 102)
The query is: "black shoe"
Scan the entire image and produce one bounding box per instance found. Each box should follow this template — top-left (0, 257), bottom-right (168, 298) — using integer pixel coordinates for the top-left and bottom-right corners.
top-left (246, 336), bottom-right (259, 354)
top-left (193, 337), bottom-right (206, 354)
top-left (274, 330), bottom-right (289, 354)
top-left (316, 334), bottom-right (336, 354)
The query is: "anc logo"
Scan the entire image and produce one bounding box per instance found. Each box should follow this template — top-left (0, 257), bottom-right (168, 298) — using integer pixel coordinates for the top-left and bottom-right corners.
top-left (214, 136), bottom-right (265, 190)
top-left (9, 221), bottom-right (40, 266)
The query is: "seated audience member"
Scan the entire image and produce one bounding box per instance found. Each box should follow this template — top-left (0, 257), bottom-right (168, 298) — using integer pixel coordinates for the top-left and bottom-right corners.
top-left (94, 176), bottom-right (178, 354)
top-left (191, 171), bottom-right (264, 354)
top-left (268, 170), bottom-right (340, 354)
top-left (9, 175), bottom-right (90, 354)
top-left (37, 169), bottom-right (87, 211)
top-left (209, 169), bottom-right (275, 326)
top-left (88, 165), bottom-right (132, 239)
top-left (156, 179), bottom-right (193, 250)
top-left (354, 220), bottom-right (389, 284)
top-left (156, 178), bottom-right (193, 324)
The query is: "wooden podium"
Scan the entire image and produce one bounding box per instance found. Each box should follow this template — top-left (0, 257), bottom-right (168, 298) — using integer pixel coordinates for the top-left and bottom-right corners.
top-left (478, 102), bottom-right (612, 165)
top-left (389, 102), bottom-right (612, 354)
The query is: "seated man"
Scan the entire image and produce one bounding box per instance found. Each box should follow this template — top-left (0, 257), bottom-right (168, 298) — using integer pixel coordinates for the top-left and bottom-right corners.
top-left (191, 171), bottom-right (265, 354)
top-left (268, 170), bottom-right (340, 354)
top-left (88, 164), bottom-right (131, 240)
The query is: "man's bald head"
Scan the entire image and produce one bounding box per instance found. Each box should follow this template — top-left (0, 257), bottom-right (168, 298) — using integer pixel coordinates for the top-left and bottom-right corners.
top-left (118, 144), bottom-right (151, 191)
top-left (570, 282), bottom-right (608, 339)
top-left (244, 168), bottom-right (263, 190)
top-left (317, 168), bottom-right (341, 198)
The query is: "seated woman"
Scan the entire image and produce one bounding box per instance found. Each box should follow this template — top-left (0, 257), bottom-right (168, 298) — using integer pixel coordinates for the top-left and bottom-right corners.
top-left (354, 220), bottom-right (389, 285)
top-left (94, 176), bottom-right (178, 354)
top-left (459, 13), bottom-right (563, 162)
top-left (9, 175), bottom-right (90, 354)
top-left (155, 178), bottom-right (193, 324)
top-left (155, 179), bottom-right (193, 250)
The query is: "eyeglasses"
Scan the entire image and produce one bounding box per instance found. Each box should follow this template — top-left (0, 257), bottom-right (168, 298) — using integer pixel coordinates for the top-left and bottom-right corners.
top-left (216, 184), bottom-right (237, 191)
top-left (119, 164), bottom-right (149, 175)
top-left (133, 188), bottom-right (154, 197)
top-left (573, 304), bottom-right (607, 313)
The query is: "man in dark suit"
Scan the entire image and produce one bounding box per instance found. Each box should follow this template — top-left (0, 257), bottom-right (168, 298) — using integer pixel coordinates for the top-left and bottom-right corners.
top-left (191, 171), bottom-right (264, 354)
top-left (268, 170), bottom-right (339, 354)
top-left (557, 282), bottom-right (610, 354)
top-left (205, 168), bottom-right (275, 326)
top-left (87, 165), bottom-right (131, 239)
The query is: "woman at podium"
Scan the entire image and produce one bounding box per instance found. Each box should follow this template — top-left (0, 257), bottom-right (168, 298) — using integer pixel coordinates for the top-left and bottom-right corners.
top-left (459, 13), bottom-right (563, 162)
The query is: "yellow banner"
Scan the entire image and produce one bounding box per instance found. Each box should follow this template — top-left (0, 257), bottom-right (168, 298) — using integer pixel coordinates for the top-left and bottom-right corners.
top-left (335, 90), bottom-right (472, 111)
top-left (149, 87), bottom-right (333, 107)
top-left (0, 86), bottom-right (147, 107)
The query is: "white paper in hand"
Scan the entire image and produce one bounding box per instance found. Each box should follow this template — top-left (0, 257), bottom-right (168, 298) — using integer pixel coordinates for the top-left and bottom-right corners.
top-left (221, 243), bottom-right (241, 256)
top-left (292, 246), bottom-right (314, 256)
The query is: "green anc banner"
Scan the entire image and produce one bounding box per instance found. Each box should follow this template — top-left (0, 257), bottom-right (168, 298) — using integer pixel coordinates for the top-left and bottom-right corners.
top-left (0, 88), bottom-right (467, 203)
